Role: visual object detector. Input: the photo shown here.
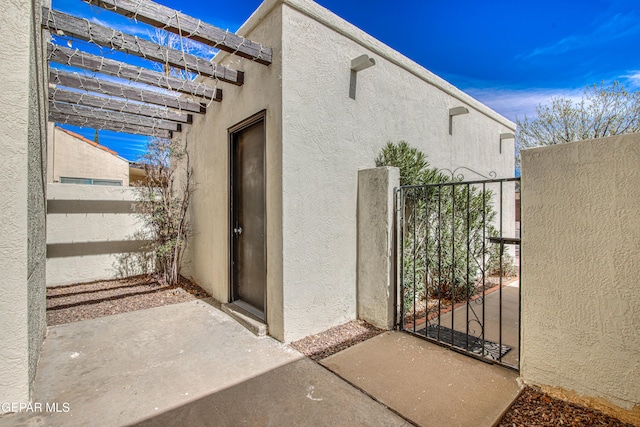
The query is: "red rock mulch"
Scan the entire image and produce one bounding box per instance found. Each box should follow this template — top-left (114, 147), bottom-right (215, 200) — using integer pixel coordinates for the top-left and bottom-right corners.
top-left (499, 387), bottom-right (635, 427)
top-left (46, 275), bottom-right (210, 326)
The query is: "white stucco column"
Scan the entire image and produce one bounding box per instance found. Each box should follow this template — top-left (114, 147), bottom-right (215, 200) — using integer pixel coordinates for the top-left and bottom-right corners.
top-left (356, 166), bottom-right (400, 330)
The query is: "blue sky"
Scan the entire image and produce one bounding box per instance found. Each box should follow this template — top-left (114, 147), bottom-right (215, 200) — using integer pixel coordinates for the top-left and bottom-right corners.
top-left (52, 0), bottom-right (640, 161)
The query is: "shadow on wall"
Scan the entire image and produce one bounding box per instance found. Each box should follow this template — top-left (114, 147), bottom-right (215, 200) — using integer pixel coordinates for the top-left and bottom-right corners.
top-left (112, 231), bottom-right (154, 279)
top-left (46, 184), bottom-right (153, 286)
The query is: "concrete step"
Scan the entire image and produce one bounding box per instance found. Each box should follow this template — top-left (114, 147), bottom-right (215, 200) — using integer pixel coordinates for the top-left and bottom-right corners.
top-left (221, 303), bottom-right (267, 337)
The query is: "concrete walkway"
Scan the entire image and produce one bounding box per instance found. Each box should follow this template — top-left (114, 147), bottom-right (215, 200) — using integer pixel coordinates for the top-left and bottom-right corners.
top-left (321, 331), bottom-right (521, 427)
top-left (0, 299), bottom-right (406, 427)
top-left (0, 300), bottom-right (521, 426)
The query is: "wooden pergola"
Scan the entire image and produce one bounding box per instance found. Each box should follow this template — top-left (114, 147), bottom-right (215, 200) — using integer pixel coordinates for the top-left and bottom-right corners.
top-left (43, 0), bottom-right (273, 139)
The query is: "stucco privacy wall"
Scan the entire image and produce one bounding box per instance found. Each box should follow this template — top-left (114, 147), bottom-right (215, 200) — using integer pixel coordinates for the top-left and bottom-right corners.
top-left (47, 184), bottom-right (149, 286)
top-left (179, 1), bottom-right (285, 339)
top-left (47, 125), bottom-right (130, 185)
top-left (279, 0), bottom-right (515, 341)
top-left (520, 134), bottom-right (640, 423)
top-left (0, 0), bottom-right (48, 409)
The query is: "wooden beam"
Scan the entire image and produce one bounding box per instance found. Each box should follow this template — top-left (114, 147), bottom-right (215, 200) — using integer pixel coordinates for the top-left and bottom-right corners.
top-left (42, 8), bottom-right (244, 85)
top-left (50, 68), bottom-right (205, 113)
top-left (49, 111), bottom-right (172, 138)
top-left (48, 43), bottom-right (222, 100)
top-left (50, 88), bottom-right (191, 123)
top-left (49, 101), bottom-right (181, 131)
top-left (85, 0), bottom-right (272, 65)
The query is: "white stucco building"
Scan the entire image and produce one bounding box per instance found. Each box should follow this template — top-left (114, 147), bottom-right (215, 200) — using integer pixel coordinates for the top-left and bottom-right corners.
top-left (47, 125), bottom-right (130, 186)
top-left (179, 0), bottom-right (516, 342)
top-left (5, 0), bottom-right (640, 422)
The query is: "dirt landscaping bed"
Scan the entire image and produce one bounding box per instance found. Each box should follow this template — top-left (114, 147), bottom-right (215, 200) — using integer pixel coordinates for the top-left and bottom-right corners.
top-left (46, 275), bottom-right (211, 326)
top-left (290, 320), bottom-right (385, 361)
top-left (499, 386), bottom-right (635, 426)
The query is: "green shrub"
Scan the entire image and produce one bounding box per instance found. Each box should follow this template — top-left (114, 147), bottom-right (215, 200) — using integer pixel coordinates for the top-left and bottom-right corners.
top-left (376, 141), bottom-right (515, 307)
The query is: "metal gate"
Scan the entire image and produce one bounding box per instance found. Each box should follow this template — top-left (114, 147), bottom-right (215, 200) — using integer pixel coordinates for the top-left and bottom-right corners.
top-left (396, 175), bottom-right (520, 370)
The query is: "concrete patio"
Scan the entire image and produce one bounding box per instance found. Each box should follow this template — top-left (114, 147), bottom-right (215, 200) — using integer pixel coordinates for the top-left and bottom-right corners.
top-left (0, 299), bottom-right (521, 427)
top-left (322, 332), bottom-right (521, 427)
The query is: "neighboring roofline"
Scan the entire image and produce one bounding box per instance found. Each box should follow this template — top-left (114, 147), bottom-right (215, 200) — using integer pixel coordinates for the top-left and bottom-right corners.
top-left (55, 126), bottom-right (129, 161)
top-left (129, 161), bottom-right (145, 168)
top-left (226, 0), bottom-right (515, 131)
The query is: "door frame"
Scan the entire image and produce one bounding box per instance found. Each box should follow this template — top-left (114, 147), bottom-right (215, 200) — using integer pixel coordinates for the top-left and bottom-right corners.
top-left (228, 110), bottom-right (267, 320)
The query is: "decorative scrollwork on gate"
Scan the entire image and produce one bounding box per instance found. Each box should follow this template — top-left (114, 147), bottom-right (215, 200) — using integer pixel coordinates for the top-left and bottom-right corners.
top-left (438, 167), bottom-right (497, 181)
top-left (398, 176), bottom-right (521, 370)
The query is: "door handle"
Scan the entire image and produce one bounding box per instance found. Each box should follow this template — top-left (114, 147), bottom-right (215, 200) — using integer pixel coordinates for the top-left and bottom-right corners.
top-left (234, 226), bottom-right (243, 236)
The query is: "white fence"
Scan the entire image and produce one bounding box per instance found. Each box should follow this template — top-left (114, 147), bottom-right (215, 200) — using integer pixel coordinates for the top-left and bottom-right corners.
top-left (46, 183), bottom-right (151, 286)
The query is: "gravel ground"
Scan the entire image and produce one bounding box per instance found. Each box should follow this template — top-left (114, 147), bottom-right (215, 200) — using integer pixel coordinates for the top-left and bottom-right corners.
top-left (499, 387), bottom-right (635, 427)
top-left (290, 320), bottom-right (384, 361)
top-left (46, 275), bottom-right (210, 326)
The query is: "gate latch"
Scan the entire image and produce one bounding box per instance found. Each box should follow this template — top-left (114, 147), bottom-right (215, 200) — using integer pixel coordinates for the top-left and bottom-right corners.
top-left (488, 236), bottom-right (520, 256)
top-left (488, 237), bottom-right (520, 245)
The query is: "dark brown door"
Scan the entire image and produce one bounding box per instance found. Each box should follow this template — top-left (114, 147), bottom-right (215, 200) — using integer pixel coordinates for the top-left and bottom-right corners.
top-left (230, 113), bottom-right (266, 320)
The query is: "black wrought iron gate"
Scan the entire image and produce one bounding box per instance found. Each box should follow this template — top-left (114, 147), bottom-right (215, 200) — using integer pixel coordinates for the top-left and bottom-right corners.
top-left (396, 176), bottom-right (520, 370)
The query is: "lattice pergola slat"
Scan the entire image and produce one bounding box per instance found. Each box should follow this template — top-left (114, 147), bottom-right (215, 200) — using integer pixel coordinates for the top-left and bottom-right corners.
top-left (50, 68), bottom-right (206, 113)
top-left (45, 1), bottom-right (275, 145)
top-left (85, 0), bottom-right (272, 65)
top-left (50, 88), bottom-right (191, 123)
top-left (43, 8), bottom-right (244, 85)
top-left (49, 43), bottom-right (222, 100)
top-left (50, 111), bottom-right (172, 138)
top-left (50, 101), bottom-right (181, 131)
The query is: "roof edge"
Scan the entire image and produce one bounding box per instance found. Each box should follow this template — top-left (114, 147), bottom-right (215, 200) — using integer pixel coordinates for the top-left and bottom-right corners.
top-left (55, 126), bottom-right (127, 161)
top-left (230, 0), bottom-right (515, 131)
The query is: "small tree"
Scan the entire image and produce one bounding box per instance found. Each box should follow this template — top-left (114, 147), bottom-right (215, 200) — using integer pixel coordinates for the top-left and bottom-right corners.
top-left (516, 81), bottom-right (640, 165)
top-left (136, 137), bottom-right (193, 286)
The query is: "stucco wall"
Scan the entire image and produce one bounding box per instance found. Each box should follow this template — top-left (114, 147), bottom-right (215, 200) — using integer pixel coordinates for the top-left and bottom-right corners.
top-left (48, 125), bottom-right (130, 186)
top-left (179, 0), bottom-right (285, 339)
top-left (47, 184), bottom-right (150, 286)
top-left (0, 0), bottom-right (48, 409)
top-left (520, 134), bottom-right (640, 423)
top-left (279, 0), bottom-right (515, 341)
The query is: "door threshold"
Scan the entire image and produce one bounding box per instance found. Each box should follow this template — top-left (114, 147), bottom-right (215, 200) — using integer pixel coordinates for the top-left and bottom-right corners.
top-left (221, 302), bottom-right (267, 337)
top-left (232, 299), bottom-right (265, 321)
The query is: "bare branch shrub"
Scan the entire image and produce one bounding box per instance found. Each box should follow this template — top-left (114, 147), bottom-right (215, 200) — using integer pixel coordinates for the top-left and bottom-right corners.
top-left (135, 137), bottom-right (193, 286)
